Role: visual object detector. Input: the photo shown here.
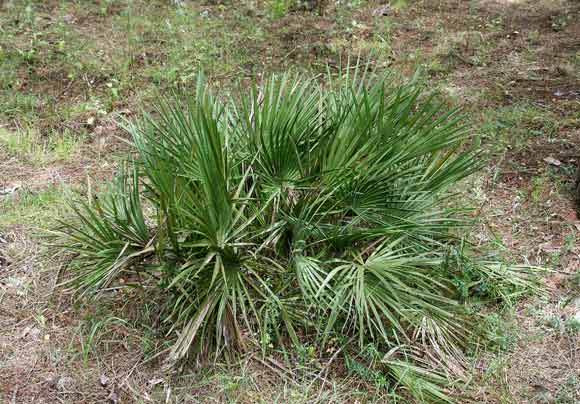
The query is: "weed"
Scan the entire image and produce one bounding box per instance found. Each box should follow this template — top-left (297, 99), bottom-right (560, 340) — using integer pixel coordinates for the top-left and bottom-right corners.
top-left (77, 315), bottom-right (127, 366)
top-left (50, 130), bottom-right (82, 161)
top-left (554, 375), bottom-right (580, 404)
top-left (0, 93), bottom-right (39, 121)
top-left (564, 317), bottom-right (580, 334)
top-left (530, 175), bottom-right (549, 204)
top-left (480, 312), bottom-right (518, 352)
top-left (269, 0), bottom-right (294, 18)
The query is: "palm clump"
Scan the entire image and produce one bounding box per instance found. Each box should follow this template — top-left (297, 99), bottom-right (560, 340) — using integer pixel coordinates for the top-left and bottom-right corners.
top-left (53, 69), bottom-right (532, 400)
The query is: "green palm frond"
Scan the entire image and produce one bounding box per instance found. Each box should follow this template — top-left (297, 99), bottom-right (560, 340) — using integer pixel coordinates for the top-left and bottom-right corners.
top-left (51, 66), bottom-right (539, 402)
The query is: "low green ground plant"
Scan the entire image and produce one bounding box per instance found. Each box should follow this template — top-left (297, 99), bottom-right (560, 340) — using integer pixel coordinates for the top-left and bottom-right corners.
top-left (50, 66), bottom-right (537, 401)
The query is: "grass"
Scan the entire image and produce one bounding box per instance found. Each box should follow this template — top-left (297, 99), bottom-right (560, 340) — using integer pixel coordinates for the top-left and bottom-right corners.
top-left (0, 127), bottom-right (82, 164)
top-left (0, 184), bottom-right (68, 227)
top-left (77, 315), bottom-right (126, 367)
top-left (0, 0), bottom-right (325, 136)
top-left (478, 103), bottom-right (564, 155)
top-left (0, 127), bottom-right (47, 162)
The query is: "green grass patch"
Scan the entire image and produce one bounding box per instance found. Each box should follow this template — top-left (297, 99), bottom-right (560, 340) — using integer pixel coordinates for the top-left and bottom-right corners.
top-left (478, 103), bottom-right (562, 153)
top-left (0, 184), bottom-right (68, 227)
top-left (0, 127), bottom-right (83, 164)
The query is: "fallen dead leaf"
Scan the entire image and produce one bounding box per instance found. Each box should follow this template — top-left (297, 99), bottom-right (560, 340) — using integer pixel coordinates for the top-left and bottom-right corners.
top-left (147, 377), bottom-right (164, 387)
top-left (543, 156), bottom-right (562, 166)
top-left (107, 391), bottom-right (119, 404)
top-left (100, 374), bottom-right (110, 387)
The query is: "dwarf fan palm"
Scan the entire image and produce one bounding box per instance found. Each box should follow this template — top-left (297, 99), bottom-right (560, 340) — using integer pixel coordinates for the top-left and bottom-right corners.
top-left (52, 68), bottom-right (533, 401)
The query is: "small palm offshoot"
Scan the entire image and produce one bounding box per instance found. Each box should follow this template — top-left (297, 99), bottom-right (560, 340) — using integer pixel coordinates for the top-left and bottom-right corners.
top-left (53, 68), bottom-right (531, 400)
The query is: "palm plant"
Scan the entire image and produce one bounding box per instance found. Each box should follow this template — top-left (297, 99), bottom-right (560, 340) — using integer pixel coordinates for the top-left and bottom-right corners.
top-left (52, 67), bottom-right (533, 401)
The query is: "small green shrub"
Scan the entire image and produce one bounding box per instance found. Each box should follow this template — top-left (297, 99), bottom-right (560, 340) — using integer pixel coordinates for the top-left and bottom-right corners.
top-left (51, 67), bottom-right (536, 401)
